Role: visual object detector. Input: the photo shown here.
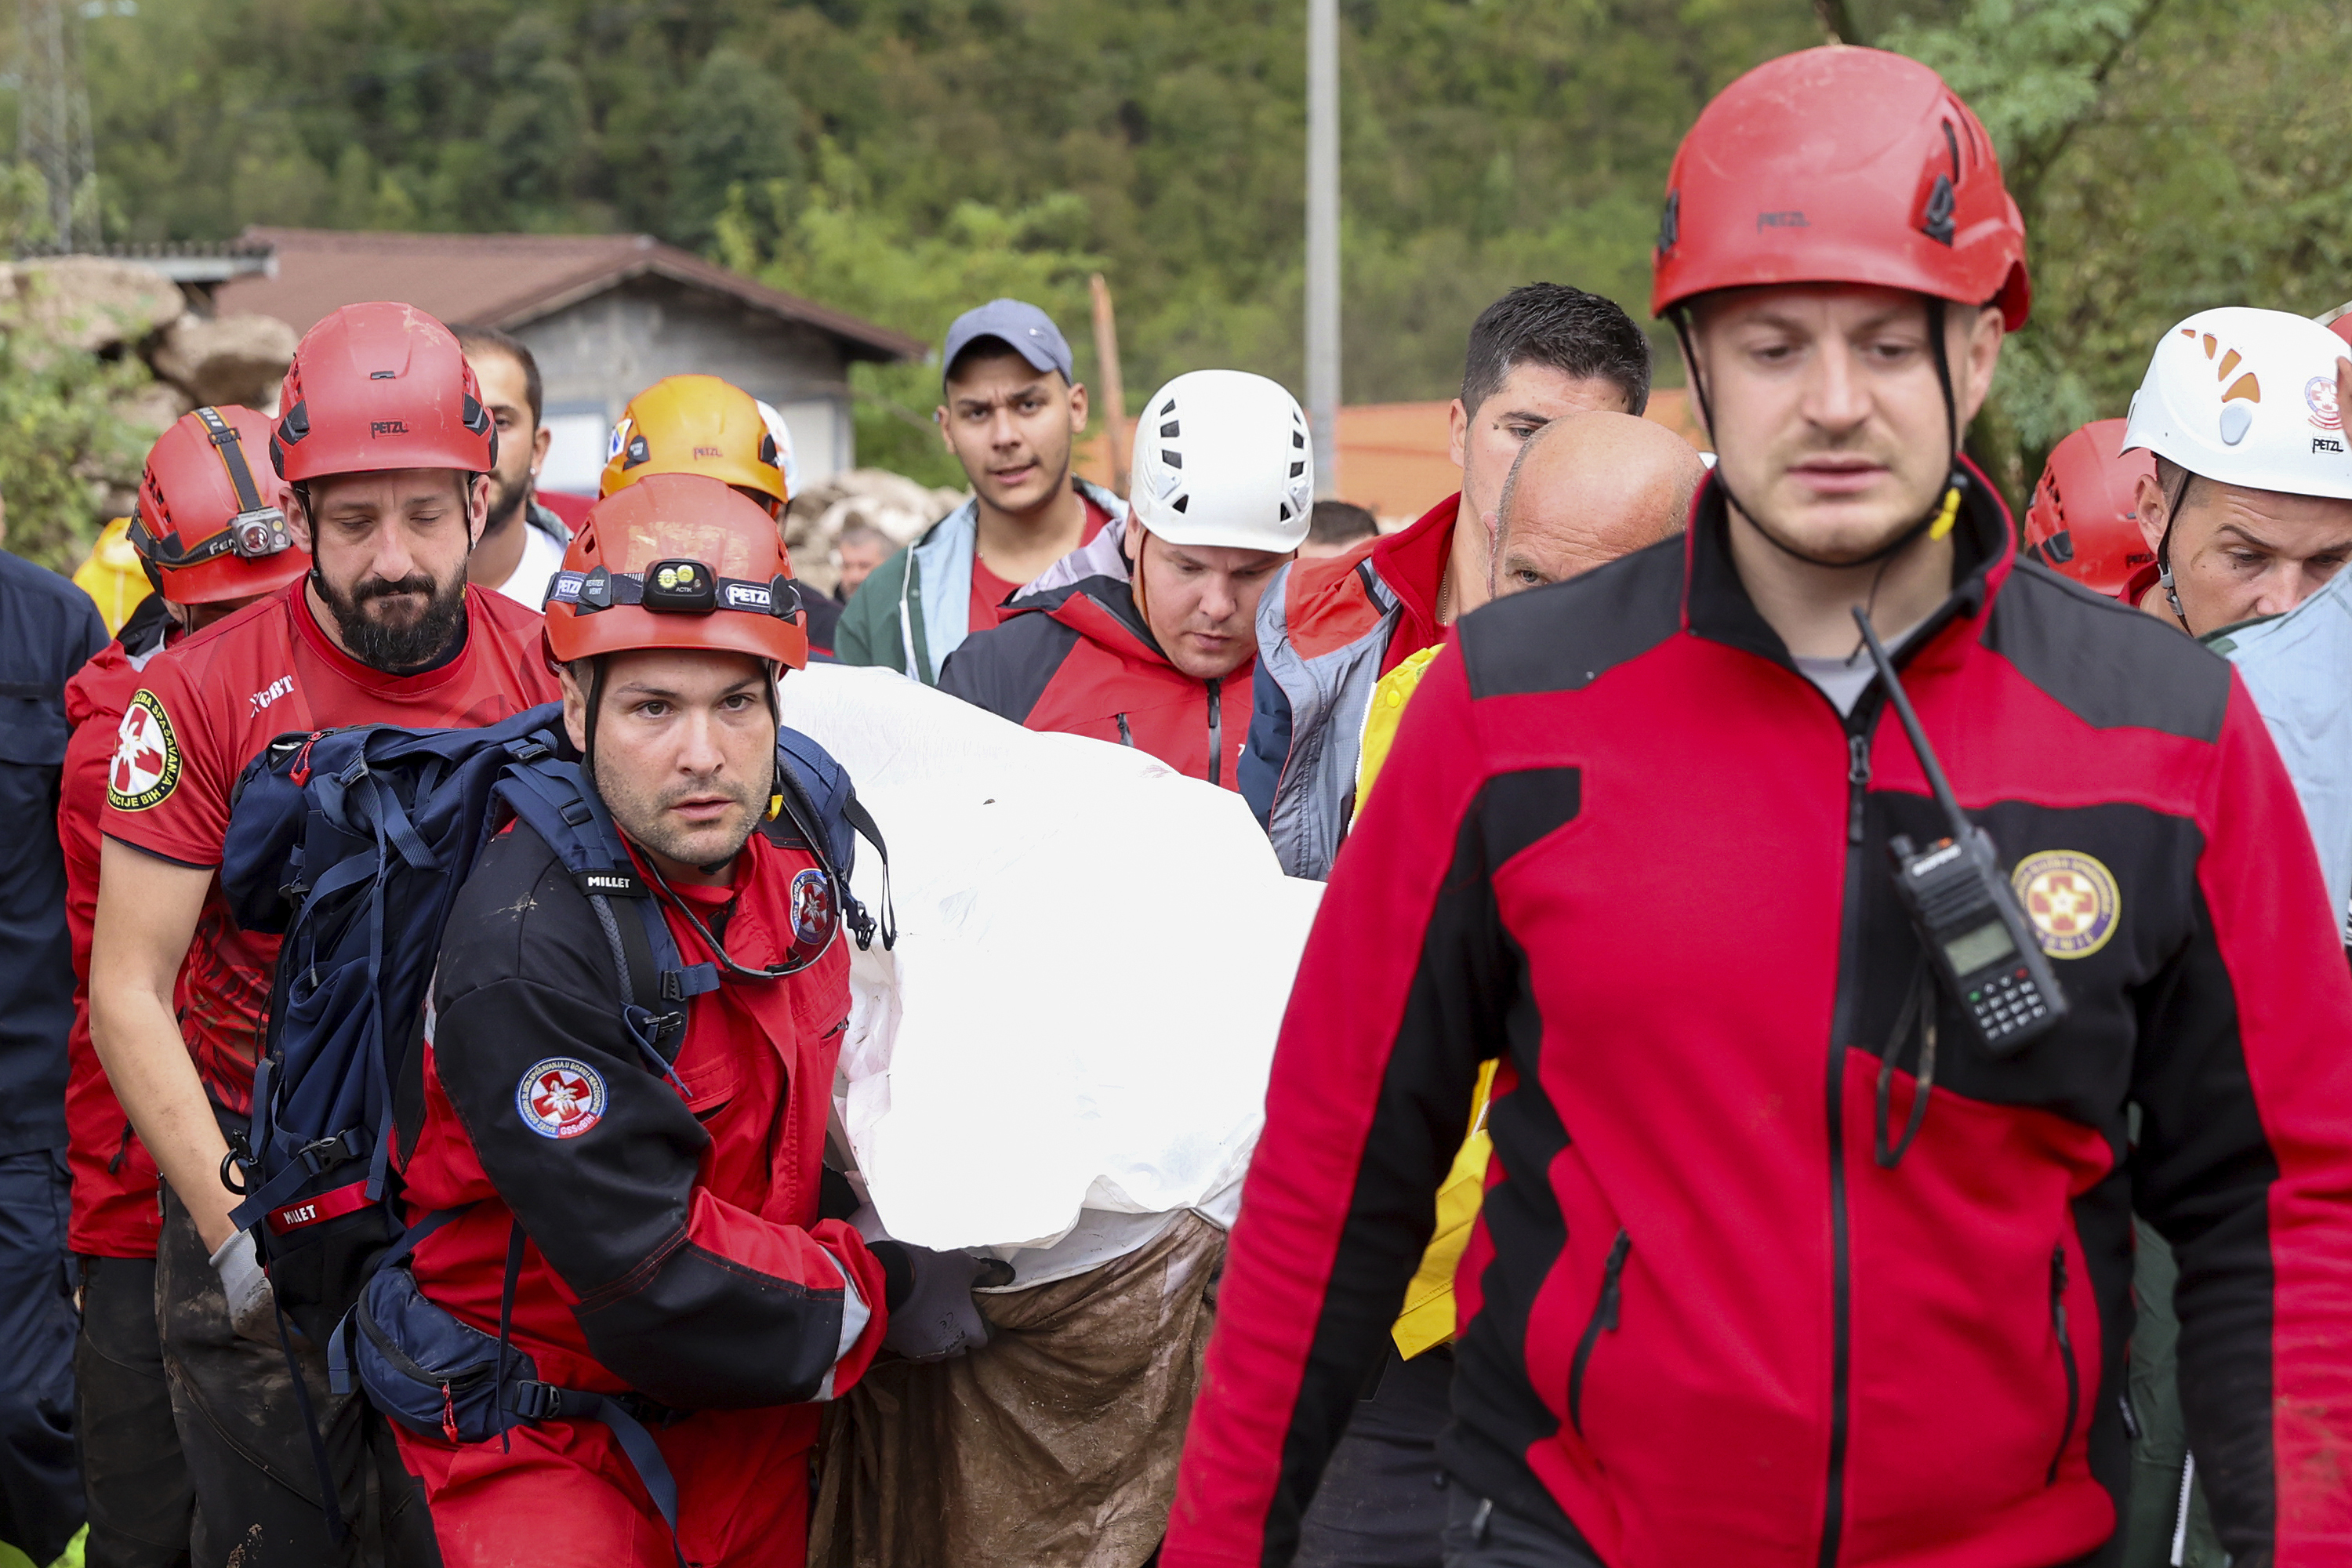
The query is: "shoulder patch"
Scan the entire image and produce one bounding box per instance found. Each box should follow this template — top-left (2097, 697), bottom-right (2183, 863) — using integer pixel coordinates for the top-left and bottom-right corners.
top-left (107, 689), bottom-right (182, 811)
top-left (1986, 564), bottom-right (2229, 742)
top-left (517, 1058), bottom-right (607, 1139)
top-left (1460, 537), bottom-right (1685, 699)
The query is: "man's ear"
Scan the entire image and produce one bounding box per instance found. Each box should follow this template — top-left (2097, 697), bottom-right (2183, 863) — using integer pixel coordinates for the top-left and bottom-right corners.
top-left (2133, 471), bottom-right (2169, 557)
top-left (557, 661), bottom-right (590, 754)
top-left (1956, 305), bottom-right (2007, 426)
top-left (1067, 379), bottom-right (1090, 435)
top-left (1446, 398), bottom-right (1469, 470)
top-left (465, 473), bottom-right (493, 552)
top-left (529, 423), bottom-right (551, 479)
top-left (935, 405), bottom-right (955, 456)
top-left (286, 485), bottom-right (315, 553)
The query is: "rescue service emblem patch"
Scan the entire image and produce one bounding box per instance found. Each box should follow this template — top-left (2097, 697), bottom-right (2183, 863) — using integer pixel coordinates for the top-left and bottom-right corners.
top-left (107, 691), bottom-right (182, 811)
top-left (789, 866), bottom-right (834, 946)
top-left (516, 1058), bottom-right (608, 1139)
top-left (2010, 851), bottom-right (2120, 959)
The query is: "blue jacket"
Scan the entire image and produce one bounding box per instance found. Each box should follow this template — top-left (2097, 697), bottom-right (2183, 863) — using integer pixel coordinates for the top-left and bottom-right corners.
top-left (0, 550), bottom-right (105, 1152)
top-left (2208, 572), bottom-right (2352, 941)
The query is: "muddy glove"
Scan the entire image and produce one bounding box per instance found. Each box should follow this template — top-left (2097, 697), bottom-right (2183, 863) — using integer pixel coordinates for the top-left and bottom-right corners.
top-left (851, 1206), bottom-right (1011, 1361)
top-left (209, 1227), bottom-right (279, 1345)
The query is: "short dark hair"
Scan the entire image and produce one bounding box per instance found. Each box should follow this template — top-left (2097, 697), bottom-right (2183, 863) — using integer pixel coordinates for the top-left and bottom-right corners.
top-left (451, 324), bottom-right (543, 430)
top-left (1460, 285), bottom-right (1652, 420)
top-left (1308, 499), bottom-right (1378, 548)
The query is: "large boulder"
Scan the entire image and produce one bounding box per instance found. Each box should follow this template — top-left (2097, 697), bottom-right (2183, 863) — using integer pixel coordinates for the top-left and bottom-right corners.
top-left (11, 257), bottom-right (183, 354)
top-left (149, 312), bottom-right (299, 412)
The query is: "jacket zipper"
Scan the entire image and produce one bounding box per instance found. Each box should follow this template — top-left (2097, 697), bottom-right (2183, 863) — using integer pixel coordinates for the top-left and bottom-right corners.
top-left (1206, 677), bottom-right (1224, 787)
top-left (1820, 706), bottom-right (1878, 1568)
top-left (1568, 1229), bottom-right (1631, 1436)
top-left (2048, 1243), bottom-right (2078, 1485)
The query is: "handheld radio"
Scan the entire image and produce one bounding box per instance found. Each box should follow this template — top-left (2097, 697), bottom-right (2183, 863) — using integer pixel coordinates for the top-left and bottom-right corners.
top-left (1853, 608), bottom-right (2066, 1058)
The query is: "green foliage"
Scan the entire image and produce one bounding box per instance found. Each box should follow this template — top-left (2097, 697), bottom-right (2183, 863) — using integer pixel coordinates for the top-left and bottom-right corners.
top-left (1870, 0), bottom-right (2352, 506)
top-left (0, 325), bottom-right (156, 572)
top-left (715, 146), bottom-right (1104, 485)
top-left (13, 0), bottom-right (2346, 510)
top-left (54, 0), bottom-right (1818, 419)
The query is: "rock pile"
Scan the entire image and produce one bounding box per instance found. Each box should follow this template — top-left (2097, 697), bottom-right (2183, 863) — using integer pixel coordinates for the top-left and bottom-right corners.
top-left (8, 257), bottom-right (299, 514)
top-left (784, 467), bottom-right (966, 595)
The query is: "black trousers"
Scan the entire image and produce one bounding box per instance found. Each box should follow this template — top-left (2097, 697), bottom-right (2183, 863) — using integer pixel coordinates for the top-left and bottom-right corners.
top-left (155, 1189), bottom-right (436, 1568)
top-left (1294, 1347), bottom-right (1457, 1568)
top-left (76, 1255), bottom-right (192, 1568)
top-left (0, 1149), bottom-right (85, 1566)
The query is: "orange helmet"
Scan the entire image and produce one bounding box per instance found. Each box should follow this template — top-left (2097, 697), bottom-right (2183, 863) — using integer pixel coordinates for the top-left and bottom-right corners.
top-left (130, 406), bottom-right (310, 603)
top-left (544, 473), bottom-right (808, 669)
top-left (599, 376), bottom-right (790, 510)
top-left (2022, 419), bottom-right (2155, 597)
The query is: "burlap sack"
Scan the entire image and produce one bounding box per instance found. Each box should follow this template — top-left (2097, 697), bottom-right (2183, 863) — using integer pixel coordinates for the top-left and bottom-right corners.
top-left (811, 1212), bottom-right (1224, 1568)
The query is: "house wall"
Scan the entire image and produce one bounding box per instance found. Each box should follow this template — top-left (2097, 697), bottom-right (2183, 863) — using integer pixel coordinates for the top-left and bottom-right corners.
top-left (518, 276), bottom-right (856, 495)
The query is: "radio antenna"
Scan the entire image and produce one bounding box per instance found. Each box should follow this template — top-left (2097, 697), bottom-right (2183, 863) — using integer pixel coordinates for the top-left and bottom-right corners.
top-left (1853, 608), bottom-right (1971, 839)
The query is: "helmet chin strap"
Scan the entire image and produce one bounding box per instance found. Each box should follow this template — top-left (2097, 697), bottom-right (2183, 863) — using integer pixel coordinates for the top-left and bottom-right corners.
top-left (2155, 470), bottom-right (2194, 631)
top-left (1672, 300), bottom-right (1966, 575)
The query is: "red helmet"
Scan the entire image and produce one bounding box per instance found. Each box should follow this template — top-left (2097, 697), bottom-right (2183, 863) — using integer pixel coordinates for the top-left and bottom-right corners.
top-left (543, 473), bottom-right (808, 669)
top-left (2022, 419), bottom-right (2156, 597)
top-left (271, 302), bottom-right (496, 483)
top-left (130, 406), bottom-right (310, 604)
top-left (1652, 47), bottom-right (2030, 330)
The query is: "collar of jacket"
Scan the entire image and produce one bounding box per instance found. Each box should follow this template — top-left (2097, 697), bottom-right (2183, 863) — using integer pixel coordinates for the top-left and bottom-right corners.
top-left (902, 475), bottom-right (1130, 681)
top-left (524, 497), bottom-right (572, 544)
top-left (1004, 528), bottom-right (1169, 667)
top-left (1681, 456), bottom-right (2016, 678)
top-left (1364, 492), bottom-right (1460, 655)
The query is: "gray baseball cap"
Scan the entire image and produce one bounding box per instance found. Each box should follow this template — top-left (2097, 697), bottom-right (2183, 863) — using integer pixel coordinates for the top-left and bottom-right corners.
top-left (942, 299), bottom-right (1074, 385)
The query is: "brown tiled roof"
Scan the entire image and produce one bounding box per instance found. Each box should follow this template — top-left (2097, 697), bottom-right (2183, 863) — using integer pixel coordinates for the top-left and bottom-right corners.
top-left (212, 227), bottom-right (924, 362)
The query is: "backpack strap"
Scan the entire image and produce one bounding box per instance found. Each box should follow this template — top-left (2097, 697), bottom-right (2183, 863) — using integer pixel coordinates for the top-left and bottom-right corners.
top-left (495, 759), bottom-right (720, 1016)
top-left (769, 742), bottom-right (896, 953)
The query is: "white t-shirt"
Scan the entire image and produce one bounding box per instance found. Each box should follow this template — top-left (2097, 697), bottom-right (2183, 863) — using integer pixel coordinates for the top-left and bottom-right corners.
top-left (492, 517), bottom-right (569, 612)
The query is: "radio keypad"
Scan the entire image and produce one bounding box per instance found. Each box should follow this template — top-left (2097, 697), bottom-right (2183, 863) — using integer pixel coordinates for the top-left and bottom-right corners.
top-left (1965, 967), bottom-right (2049, 1043)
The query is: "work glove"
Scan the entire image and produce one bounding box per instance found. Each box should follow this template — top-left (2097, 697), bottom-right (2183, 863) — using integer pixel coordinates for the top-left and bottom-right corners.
top-left (208, 1227), bottom-right (280, 1346)
top-left (851, 1206), bottom-right (1011, 1362)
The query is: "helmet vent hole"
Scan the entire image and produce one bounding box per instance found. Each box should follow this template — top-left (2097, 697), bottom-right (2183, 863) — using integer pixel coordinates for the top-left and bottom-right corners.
top-left (1171, 495), bottom-right (1189, 514)
top-left (1160, 421), bottom-right (1179, 438)
top-left (1162, 449), bottom-right (1181, 469)
top-left (1290, 461), bottom-right (1305, 477)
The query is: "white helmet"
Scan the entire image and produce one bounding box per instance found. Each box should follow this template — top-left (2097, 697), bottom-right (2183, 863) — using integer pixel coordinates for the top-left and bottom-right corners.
top-left (1127, 369), bottom-right (1313, 553)
top-left (2121, 307), bottom-right (2352, 500)
top-left (754, 400), bottom-right (803, 503)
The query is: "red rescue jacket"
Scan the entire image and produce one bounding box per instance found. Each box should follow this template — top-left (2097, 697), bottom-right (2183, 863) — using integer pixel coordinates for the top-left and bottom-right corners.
top-left (1167, 470), bottom-right (2352, 1568)
top-left (937, 527), bottom-right (1250, 789)
top-left (60, 597), bottom-right (176, 1257)
top-left (400, 814), bottom-right (887, 1441)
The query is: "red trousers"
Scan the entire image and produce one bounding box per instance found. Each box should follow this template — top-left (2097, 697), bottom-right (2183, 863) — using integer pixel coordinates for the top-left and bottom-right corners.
top-left (394, 1405), bottom-right (812, 1567)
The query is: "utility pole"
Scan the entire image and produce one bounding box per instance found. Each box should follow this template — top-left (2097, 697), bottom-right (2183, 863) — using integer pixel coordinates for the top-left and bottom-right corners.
top-left (1304, 0), bottom-right (1339, 498)
top-left (1088, 273), bottom-right (1131, 495)
top-left (20, 0), bottom-right (96, 250)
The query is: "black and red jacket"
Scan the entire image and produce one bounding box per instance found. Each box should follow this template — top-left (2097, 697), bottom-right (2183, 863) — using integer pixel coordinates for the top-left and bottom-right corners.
top-left (1165, 472), bottom-right (2352, 1567)
top-left (397, 815), bottom-right (889, 1436)
top-left (937, 528), bottom-right (1249, 789)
